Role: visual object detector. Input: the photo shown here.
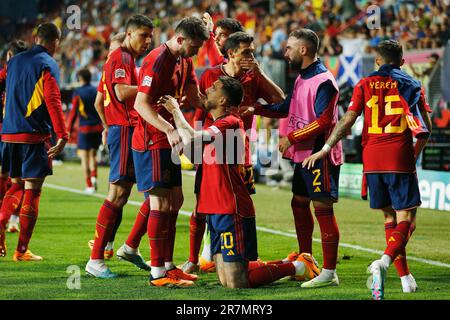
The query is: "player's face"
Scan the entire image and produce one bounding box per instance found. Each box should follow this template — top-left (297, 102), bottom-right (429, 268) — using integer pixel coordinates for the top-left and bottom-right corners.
top-left (284, 37), bottom-right (304, 71)
top-left (229, 42), bottom-right (255, 68)
top-left (180, 37), bottom-right (205, 58)
top-left (129, 26), bottom-right (153, 56)
top-left (215, 27), bottom-right (232, 54)
top-left (205, 80), bottom-right (226, 111)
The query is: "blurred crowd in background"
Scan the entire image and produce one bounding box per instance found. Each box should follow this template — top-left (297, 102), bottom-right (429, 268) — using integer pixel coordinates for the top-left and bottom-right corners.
top-left (1, 0), bottom-right (449, 86)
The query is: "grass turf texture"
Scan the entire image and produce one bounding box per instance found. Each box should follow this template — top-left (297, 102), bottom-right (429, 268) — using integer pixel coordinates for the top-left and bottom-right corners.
top-left (0, 163), bottom-right (449, 300)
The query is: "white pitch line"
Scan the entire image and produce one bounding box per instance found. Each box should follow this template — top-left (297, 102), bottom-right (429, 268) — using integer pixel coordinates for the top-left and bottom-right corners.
top-left (45, 183), bottom-right (450, 269)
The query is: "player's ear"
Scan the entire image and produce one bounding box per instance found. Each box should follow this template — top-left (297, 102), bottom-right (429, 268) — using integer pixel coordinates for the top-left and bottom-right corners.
top-left (400, 58), bottom-right (405, 67)
top-left (177, 36), bottom-right (185, 46)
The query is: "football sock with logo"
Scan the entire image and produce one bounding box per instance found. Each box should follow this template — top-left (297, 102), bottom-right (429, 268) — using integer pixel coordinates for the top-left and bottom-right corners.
top-left (17, 189), bottom-right (41, 253)
top-left (0, 182), bottom-right (24, 228)
top-left (91, 200), bottom-right (119, 259)
top-left (384, 221), bottom-right (411, 262)
top-left (315, 207), bottom-right (340, 270)
top-left (148, 210), bottom-right (169, 268)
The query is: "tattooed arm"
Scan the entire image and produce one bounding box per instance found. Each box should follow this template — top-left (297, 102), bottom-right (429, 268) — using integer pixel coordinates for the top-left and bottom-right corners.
top-left (302, 110), bottom-right (358, 169)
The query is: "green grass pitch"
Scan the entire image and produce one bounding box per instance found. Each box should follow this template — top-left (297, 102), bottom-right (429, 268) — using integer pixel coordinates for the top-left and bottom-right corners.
top-left (1, 162), bottom-right (449, 300)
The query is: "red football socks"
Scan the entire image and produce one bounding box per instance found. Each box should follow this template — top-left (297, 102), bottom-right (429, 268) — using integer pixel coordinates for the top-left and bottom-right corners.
top-left (0, 177), bottom-right (9, 205)
top-left (148, 210), bottom-right (169, 267)
top-left (85, 177), bottom-right (93, 188)
top-left (17, 189), bottom-right (41, 253)
top-left (165, 211), bottom-right (178, 263)
top-left (384, 221), bottom-right (412, 262)
top-left (248, 263), bottom-right (295, 288)
top-left (188, 213), bottom-right (206, 264)
top-left (126, 198), bottom-right (150, 249)
top-left (291, 197), bottom-right (314, 254)
top-left (315, 207), bottom-right (340, 270)
top-left (91, 200), bottom-right (120, 259)
top-left (385, 222), bottom-right (409, 276)
top-left (0, 182), bottom-right (25, 228)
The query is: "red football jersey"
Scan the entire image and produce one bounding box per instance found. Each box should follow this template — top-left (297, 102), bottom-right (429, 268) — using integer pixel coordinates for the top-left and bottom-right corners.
top-left (102, 46), bottom-right (139, 127)
top-left (348, 68), bottom-right (430, 173)
top-left (132, 44), bottom-right (198, 151)
top-left (196, 113), bottom-right (255, 216)
top-left (196, 65), bottom-right (272, 165)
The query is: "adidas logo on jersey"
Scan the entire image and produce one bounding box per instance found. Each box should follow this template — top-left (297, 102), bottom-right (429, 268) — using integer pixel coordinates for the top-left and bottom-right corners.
top-left (314, 186), bottom-right (321, 192)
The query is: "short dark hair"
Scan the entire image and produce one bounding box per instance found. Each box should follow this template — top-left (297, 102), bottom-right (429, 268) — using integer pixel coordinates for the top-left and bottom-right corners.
top-left (289, 28), bottom-right (319, 54)
top-left (175, 17), bottom-right (209, 41)
top-left (218, 76), bottom-right (244, 107)
top-left (7, 40), bottom-right (27, 55)
top-left (374, 40), bottom-right (403, 66)
top-left (110, 32), bottom-right (126, 43)
top-left (224, 32), bottom-right (254, 53)
top-left (36, 23), bottom-right (61, 43)
top-left (77, 68), bottom-right (92, 84)
top-left (216, 18), bottom-right (243, 33)
top-left (126, 14), bottom-right (154, 31)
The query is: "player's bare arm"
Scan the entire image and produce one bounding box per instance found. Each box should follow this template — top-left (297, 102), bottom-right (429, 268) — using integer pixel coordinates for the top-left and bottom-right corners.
top-left (134, 92), bottom-right (181, 147)
top-left (94, 91), bottom-right (109, 145)
top-left (302, 110), bottom-right (358, 170)
top-left (114, 84), bottom-right (138, 102)
top-left (159, 95), bottom-right (209, 146)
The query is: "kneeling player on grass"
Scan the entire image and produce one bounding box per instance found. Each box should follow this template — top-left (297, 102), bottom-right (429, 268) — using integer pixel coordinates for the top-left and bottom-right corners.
top-left (159, 76), bottom-right (319, 288)
top-left (303, 40), bottom-right (432, 300)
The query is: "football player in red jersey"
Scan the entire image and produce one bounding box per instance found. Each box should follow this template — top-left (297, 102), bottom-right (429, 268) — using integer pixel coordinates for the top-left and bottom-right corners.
top-left (87, 32), bottom-right (127, 259)
top-left (179, 31), bottom-right (285, 274)
top-left (303, 40), bottom-right (432, 300)
top-left (85, 15), bottom-right (154, 278)
top-left (122, 17), bottom-right (209, 287)
top-left (159, 76), bottom-right (320, 288)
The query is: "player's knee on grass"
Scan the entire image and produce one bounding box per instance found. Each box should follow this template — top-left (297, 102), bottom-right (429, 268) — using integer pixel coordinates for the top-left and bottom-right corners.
top-left (214, 254), bottom-right (228, 287)
top-left (223, 261), bottom-right (249, 288)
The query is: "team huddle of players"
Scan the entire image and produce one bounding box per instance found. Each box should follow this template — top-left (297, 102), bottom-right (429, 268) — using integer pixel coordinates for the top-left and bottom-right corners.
top-left (0, 12), bottom-right (432, 300)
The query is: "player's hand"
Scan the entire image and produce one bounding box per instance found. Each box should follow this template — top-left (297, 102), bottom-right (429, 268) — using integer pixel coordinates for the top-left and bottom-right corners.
top-left (240, 57), bottom-right (261, 75)
top-left (166, 127), bottom-right (182, 148)
top-left (202, 12), bottom-right (214, 33)
top-left (158, 95), bottom-right (180, 114)
top-left (102, 128), bottom-right (108, 146)
top-left (278, 136), bottom-right (292, 154)
top-left (239, 105), bottom-right (255, 117)
top-left (47, 138), bottom-right (67, 159)
top-left (302, 150), bottom-right (327, 170)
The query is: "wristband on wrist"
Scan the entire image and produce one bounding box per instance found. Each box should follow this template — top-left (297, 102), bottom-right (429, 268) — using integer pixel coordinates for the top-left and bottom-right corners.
top-left (322, 143), bottom-right (331, 153)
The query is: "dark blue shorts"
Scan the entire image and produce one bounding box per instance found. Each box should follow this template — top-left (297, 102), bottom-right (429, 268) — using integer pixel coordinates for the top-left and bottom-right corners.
top-left (78, 132), bottom-right (102, 150)
top-left (207, 214), bottom-right (258, 263)
top-left (292, 158), bottom-right (340, 201)
top-left (366, 173), bottom-right (421, 211)
top-left (1, 141), bottom-right (52, 179)
top-left (107, 125), bottom-right (135, 183)
top-left (132, 148), bottom-right (182, 192)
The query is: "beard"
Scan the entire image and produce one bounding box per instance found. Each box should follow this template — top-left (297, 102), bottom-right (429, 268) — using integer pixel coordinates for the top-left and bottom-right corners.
top-left (289, 58), bottom-right (303, 71)
top-left (205, 100), bottom-right (215, 111)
